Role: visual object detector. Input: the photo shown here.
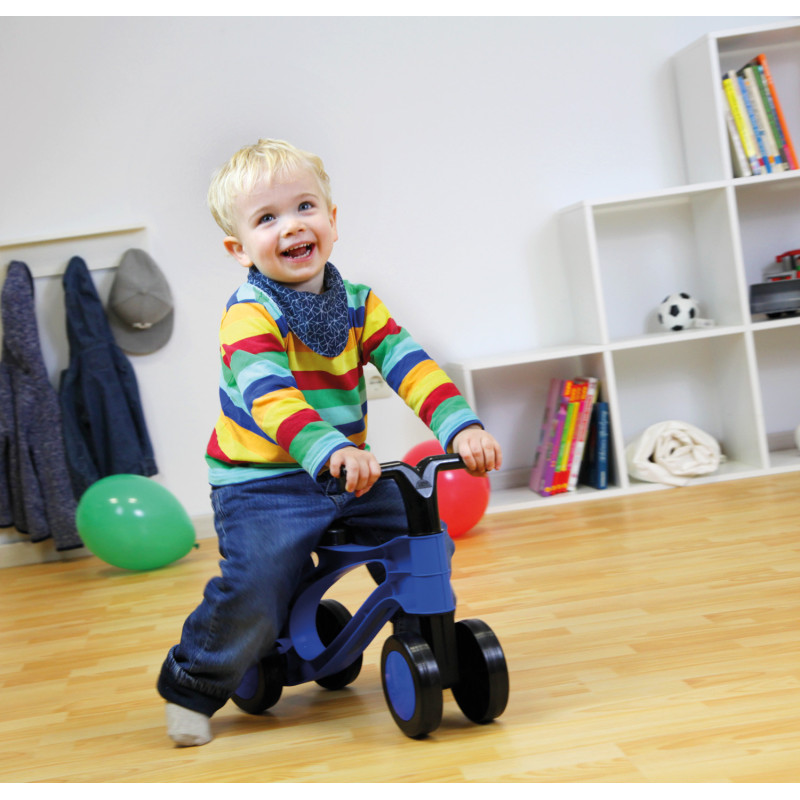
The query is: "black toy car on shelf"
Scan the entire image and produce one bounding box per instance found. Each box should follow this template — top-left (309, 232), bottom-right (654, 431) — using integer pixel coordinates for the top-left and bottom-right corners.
top-left (749, 250), bottom-right (800, 318)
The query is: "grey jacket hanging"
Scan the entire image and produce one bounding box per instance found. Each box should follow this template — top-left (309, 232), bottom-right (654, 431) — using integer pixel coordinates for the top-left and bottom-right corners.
top-left (58, 256), bottom-right (157, 496)
top-left (0, 261), bottom-right (82, 550)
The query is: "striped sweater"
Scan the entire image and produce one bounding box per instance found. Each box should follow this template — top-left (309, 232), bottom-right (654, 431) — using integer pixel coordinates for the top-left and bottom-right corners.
top-left (206, 275), bottom-right (480, 486)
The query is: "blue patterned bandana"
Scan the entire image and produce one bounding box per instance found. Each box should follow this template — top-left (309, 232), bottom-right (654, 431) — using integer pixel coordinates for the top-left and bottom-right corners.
top-left (247, 263), bottom-right (349, 357)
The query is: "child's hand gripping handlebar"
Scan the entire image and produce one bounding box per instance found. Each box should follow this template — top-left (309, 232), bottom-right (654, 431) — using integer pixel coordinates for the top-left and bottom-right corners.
top-left (340, 454), bottom-right (467, 535)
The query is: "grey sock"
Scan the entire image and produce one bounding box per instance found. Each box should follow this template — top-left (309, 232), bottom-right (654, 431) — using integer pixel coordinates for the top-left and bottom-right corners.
top-left (165, 702), bottom-right (212, 747)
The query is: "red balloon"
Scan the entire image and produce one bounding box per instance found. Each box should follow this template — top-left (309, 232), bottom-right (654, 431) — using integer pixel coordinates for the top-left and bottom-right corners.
top-left (403, 440), bottom-right (491, 538)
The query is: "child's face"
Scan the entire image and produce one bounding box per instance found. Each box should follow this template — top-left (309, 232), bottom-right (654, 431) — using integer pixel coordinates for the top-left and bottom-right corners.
top-left (224, 167), bottom-right (338, 293)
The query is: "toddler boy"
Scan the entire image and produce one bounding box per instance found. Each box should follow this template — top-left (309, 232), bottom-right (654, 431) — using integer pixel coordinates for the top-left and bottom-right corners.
top-left (157, 138), bottom-right (502, 745)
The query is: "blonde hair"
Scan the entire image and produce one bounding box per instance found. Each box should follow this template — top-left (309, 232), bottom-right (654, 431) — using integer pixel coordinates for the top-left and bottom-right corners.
top-left (207, 138), bottom-right (333, 236)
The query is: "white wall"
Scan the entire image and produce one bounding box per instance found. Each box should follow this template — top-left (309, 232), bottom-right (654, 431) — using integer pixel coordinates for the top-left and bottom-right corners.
top-left (0, 15), bottom-right (791, 518)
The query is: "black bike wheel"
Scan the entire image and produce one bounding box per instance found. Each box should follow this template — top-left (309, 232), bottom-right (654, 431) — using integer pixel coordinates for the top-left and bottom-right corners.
top-left (231, 650), bottom-right (284, 714)
top-left (381, 633), bottom-right (443, 738)
top-left (314, 599), bottom-right (363, 690)
top-left (451, 618), bottom-right (509, 724)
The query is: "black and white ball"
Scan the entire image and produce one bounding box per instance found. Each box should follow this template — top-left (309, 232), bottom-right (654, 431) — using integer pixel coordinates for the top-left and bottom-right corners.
top-left (657, 292), bottom-right (698, 331)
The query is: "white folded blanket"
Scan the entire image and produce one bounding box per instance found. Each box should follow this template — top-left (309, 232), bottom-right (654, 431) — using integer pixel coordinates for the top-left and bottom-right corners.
top-left (626, 420), bottom-right (724, 486)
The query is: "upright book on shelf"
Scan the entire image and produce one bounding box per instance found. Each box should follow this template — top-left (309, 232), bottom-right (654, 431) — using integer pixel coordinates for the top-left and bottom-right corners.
top-left (566, 377), bottom-right (598, 491)
top-left (722, 70), bottom-right (761, 175)
top-left (736, 69), bottom-right (771, 173)
top-left (529, 377), bottom-right (561, 493)
top-left (723, 101), bottom-right (752, 178)
top-left (740, 64), bottom-right (784, 172)
top-left (579, 401), bottom-right (610, 490)
top-left (747, 53), bottom-right (798, 170)
top-left (536, 379), bottom-right (573, 497)
top-left (546, 380), bottom-right (585, 495)
top-left (745, 61), bottom-right (789, 171)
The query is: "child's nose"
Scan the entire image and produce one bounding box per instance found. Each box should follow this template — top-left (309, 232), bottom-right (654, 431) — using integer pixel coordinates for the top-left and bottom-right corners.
top-left (283, 214), bottom-right (306, 235)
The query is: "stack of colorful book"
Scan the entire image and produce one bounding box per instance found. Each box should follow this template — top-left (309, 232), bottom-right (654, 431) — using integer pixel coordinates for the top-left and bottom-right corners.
top-left (529, 377), bottom-right (608, 496)
top-left (721, 53), bottom-right (798, 177)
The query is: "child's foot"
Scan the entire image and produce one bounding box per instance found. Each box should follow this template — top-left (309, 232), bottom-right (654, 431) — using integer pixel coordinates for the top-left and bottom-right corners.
top-left (165, 702), bottom-right (212, 746)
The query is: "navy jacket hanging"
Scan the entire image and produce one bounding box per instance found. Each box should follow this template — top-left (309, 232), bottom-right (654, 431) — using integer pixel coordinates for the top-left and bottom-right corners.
top-left (0, 359), bottom-right (12, 528)
top-left (0, 261), bottom-right (82, 550)
top-left (58, 256), bottom-right (157, 497)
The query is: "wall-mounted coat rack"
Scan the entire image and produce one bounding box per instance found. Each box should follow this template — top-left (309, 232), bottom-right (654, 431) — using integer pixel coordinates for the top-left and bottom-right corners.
top-left (0, 223), bottom-right (151, 568)
top-left (0, 225), bottom-right (148, 279)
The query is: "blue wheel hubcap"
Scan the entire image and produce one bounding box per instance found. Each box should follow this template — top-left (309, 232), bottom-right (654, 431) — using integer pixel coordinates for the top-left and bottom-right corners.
top-left (384, 650), bottom-right (415, 720)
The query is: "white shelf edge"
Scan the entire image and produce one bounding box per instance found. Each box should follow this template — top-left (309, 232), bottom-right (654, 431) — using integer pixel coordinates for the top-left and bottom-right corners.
top-left (731, 169), bottom-right (800, 190)
top-left (711, 19), bottom-right (800, 52)
top-left (568, 169), bottom-right (800, 218)
top-left (751, 315), bottom-right (800, 332)
top-left (768, 448), bottom-right (800, 470)
top-left (607, 324), bottom-right (749, 350)
top-left (486, 460), bottom-right (800, 517)
top-left (486, 484), bottom-right (628, 514)
top-left (451, 342), bottom-right (607, 372)
top-left (451, 324), bottom-right (754, 372)
top-left (575, 179), bottom-right (730, 214)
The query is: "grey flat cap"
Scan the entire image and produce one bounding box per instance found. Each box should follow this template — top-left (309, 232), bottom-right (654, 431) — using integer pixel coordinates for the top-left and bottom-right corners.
top-left (107, 248), bottom-right (174, 355)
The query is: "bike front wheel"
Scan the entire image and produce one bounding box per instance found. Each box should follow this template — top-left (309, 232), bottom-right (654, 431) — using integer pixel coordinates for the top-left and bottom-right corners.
top-left (381, 632), bottom-right (443, 738)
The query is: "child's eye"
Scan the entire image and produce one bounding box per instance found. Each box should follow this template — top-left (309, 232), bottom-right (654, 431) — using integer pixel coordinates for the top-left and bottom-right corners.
top-left (299, 201), bottom-right (313, 212)
top-left (259, 213), bottom-right (275, 224)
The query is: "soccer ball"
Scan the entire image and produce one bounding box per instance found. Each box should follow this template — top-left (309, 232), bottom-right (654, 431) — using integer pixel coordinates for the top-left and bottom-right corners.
top-left (657, 292), bottom-right (698, 331)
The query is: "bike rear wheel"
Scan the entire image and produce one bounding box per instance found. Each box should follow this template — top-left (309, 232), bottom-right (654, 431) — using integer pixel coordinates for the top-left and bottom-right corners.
top-left (451, 618), bottom-right (509, 724)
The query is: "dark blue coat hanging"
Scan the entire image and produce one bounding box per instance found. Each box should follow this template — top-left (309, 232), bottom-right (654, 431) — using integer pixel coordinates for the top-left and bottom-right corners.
top-left (58, 256), bottom-right (157, 497)
top-left (0, 261), bottom-right (81, 550)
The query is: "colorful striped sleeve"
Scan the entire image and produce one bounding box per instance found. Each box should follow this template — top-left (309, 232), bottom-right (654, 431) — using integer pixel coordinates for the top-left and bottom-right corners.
top-left (356, 286), bottom-right (481, 449)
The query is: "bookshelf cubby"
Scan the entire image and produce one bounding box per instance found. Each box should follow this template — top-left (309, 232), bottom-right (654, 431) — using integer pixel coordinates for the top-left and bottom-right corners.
top-left (448, 19), bottom-right (800, 513)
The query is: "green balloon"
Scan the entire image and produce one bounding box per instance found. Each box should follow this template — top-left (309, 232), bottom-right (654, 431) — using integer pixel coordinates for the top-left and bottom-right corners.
top-left (76, 474), bottom-right (196, 571)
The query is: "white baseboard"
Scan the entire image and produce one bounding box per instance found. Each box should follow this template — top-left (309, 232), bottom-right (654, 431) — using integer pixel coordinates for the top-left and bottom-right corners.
top-left (0, 515), bottom-right (217, 570)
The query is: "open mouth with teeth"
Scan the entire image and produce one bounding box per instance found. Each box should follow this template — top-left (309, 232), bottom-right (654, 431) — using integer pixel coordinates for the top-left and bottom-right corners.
top-left (282, 243), bottom-right (315, 260)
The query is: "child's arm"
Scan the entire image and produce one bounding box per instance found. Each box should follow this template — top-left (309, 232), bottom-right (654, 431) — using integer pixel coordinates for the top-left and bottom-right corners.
top-left (450, 425), bottom-right (503, 476)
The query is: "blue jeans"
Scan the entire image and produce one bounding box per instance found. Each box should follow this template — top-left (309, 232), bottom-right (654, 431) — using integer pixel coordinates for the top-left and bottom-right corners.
top-left (157, 470), bottom-right (452, 717)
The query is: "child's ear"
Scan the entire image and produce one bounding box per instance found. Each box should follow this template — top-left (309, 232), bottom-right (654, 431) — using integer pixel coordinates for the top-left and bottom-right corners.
top-left (330, 205), bottom-right (339, 243)
top-left (223, 236), bottom-right (254, 268)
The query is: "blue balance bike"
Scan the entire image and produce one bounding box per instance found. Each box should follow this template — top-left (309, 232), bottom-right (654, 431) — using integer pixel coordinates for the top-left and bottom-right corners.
top-left (231, 454), bottom-right (509, 738)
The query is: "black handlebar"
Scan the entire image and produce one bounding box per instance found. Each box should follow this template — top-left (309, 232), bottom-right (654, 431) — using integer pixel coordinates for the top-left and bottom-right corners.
top-left (339, 454), bottom-right (467, 535)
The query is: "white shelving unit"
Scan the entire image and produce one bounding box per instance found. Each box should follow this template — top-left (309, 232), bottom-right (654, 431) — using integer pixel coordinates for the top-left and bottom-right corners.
top-left (449, 19), bottom-right (800, 514)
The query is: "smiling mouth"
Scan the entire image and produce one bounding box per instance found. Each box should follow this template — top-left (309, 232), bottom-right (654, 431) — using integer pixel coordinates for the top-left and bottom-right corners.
top-left (282, 243), bottom-right (314, 259)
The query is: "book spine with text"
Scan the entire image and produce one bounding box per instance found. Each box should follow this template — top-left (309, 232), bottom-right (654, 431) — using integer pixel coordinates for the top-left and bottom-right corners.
top-left (537, 380), bottom-right (572, 497)
top-left (737, 71), bottom-right (771, 173)
top-left (567, 377), bottom-right (599, 491)
top-left (529, 377), bottom-right (561, 493)
top-left (750, 53), bottom-right (798, 170)
top-left (742, 65), bottom-right (783, 171)
top-left (589, 402), bottom-right (610, 490)
top-left (749, 62), bottom-right (790, 171)
top-left (723, 71), bottom-right (761, 175)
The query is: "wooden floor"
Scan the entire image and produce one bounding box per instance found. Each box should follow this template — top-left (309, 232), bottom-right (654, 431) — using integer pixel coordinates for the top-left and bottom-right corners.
top-left (2, 472), bottom-right (800, 783)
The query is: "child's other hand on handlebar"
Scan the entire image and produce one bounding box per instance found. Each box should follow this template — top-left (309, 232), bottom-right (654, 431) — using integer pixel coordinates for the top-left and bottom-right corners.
top-left (328, 447), bottom-right (382, 497)
top-left (451, 425), bottom-right (503, 476)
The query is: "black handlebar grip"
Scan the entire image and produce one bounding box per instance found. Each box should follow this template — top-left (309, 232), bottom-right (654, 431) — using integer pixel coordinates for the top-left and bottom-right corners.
top-left (339, 454), bottom-right (466, 534)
